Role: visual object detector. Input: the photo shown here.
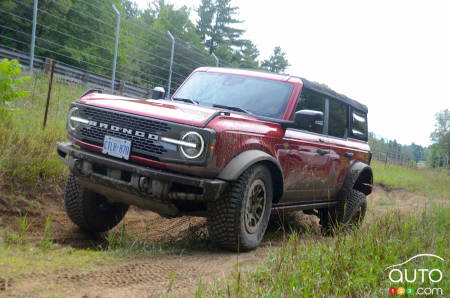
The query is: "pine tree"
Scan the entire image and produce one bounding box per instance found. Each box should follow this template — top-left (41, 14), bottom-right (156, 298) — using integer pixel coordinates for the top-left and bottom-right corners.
top-left (261, 46), bottom-right (290, 73)
top-left (236, 40), bottom-right (260, 69)
top-left (196, 0), bottom-right (244, 55)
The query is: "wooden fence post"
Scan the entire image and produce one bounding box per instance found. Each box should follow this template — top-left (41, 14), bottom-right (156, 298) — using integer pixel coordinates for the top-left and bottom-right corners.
top-left (43, 60), bottom-right (55, 129)
top-left (118, 80), bottom-right (125, 95)
top-left (43, 58), bottom-right (53, 73)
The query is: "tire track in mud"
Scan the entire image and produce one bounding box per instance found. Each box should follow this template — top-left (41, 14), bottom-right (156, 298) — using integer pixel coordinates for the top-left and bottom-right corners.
top-left (10, 249), bottom-right (268, 297)
top-left (3, 185), bottom-right (438, 297)
top-left (54, 252), bottom-right (262, 297)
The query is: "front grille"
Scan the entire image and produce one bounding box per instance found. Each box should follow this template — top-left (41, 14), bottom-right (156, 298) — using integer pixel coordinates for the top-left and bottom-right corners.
top-left (78, 105), bottom-right (172, 156)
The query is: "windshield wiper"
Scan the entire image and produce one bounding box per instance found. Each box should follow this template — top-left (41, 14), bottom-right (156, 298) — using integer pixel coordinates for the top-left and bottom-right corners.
top-left (172, 97), bottom-right (198, 104)
top-left (212, 104), bottom-right (251, 114)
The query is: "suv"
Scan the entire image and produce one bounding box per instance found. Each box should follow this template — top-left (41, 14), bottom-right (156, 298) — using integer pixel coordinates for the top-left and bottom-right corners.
top-left (57, 67), bottom-right (373, 251)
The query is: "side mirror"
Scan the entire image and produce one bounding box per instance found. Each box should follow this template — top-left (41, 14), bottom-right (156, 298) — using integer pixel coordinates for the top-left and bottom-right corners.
top-left (151, 87), bottom-right (165, 100)
top-left (294, 109), bottom-right (324, 131)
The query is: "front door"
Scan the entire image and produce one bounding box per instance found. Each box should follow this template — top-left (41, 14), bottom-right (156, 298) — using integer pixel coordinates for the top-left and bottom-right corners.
top-left (280, 130), bottom-right (333, 201)
top-left (278, 88), bottom-right (334, 202)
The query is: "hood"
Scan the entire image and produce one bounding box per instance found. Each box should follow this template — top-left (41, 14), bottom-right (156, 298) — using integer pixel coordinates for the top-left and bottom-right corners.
top-left (78, 93), bottom-right (254, 127)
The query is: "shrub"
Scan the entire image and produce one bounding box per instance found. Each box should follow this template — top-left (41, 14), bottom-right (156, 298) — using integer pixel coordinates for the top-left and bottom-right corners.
top-left (0, 58), bottom-right (30, 104)
top-left (0, 59), bottom-right (30, 122)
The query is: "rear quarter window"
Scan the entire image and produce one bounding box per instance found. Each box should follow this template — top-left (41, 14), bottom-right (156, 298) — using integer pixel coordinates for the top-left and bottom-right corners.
top-left (351, 109), bottom-right (368, 140)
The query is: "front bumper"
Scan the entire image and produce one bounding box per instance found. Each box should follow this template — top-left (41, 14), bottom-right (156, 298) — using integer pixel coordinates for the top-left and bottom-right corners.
top-left (56, 142), bottom-right (227, 216)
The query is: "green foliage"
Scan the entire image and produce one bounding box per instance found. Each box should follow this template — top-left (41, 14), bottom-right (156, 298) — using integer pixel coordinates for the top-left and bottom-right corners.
top-left (261, 46), bottom-right (290, 73)
top-left (427, 109), bottom-right (450, 168)
top-left (369, 132), bottom-right (426, 162)
top-left (202, 206), bottom-right (449, 297)
top-left (0, 58), bottom-right (30, 104)
top-left (0, 72), bottom-right (84, 185)
top-left (196, 0), bottom-right (244, 55)
top-left (4, 215), bottom-right (30, 246)
top-left (39, 216), bottom-right (53, 250)
top-left (1, 0), bottom-right (290, 89)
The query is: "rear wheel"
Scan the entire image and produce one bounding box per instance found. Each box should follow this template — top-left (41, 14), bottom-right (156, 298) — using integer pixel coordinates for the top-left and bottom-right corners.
top-left (64, 174), bottom-right (129, 232)
top-left (207, 165), bottom-right (273, 251)
top-left (319, 189), bottom-right (367, 235)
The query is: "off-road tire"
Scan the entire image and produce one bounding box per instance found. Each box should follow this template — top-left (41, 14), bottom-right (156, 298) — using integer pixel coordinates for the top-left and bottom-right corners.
top-left (207, 165), bottom-right (273, 252)
top-left (64, 174), bottom-right (129, 232)
top-left (319, 189), bottom-right (367, 236)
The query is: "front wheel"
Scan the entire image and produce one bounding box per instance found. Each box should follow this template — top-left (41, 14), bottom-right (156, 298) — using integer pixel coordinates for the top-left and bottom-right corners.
top-left (64, 175), bottom-right (129, 233)
top-left (207, 165), bottom-right (273, 251)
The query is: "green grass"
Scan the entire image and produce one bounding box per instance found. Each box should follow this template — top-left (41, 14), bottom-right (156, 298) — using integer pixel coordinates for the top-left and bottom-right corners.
top-left (0, 72), bottom-right (83, 185)
top-left (0, 244), bottom-right (118, 279)
top-left (2, 75), bottom-right (450, 296)
top-left (196, 162), bottom-right (450, 297)
top-left (372, 160), bottom-right (450, 199)
top-left (201, 205), bottom-right (450, 297)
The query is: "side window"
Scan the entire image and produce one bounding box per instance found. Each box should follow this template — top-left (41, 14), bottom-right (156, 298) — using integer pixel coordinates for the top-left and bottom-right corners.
top-left (351, 110), bottom-right (368, 140)
top-left (328, 99), bottom-right (348, 138)
top-left (296, 89), bottom-right (325, 134)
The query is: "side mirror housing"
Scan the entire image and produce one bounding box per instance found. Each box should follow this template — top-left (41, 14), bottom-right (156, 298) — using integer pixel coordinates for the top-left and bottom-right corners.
top-left (294, 109), bottom-right (324, 131)
top-left (151, 87), bottom-right (165, 100)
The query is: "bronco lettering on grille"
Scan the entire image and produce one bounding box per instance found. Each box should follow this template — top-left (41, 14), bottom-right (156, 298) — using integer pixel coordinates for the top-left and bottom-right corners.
top-left (87, 121), bottom-right (159, 140)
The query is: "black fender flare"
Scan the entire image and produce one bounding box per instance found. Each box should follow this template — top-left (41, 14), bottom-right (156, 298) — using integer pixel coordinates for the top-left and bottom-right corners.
top-left (342, 161), bottom-right (373, 195)
top-left (217, 150), bottom-right (284, 202)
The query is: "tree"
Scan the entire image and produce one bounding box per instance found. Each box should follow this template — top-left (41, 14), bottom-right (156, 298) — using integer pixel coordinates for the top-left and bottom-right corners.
top-left (236, 40), bottom-right (260, 69)
top-left (196, 0), bottom-right (244, 55)
top-left (261, 46), bottom-right (289, 73)
top-left (122, 0), bottom-right (141, 19)
top-left (428, 109), bottom-right (450, 167)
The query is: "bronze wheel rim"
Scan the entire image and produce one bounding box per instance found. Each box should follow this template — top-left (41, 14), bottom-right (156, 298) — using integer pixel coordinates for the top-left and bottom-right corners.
top-left (244, 179), bottom-right (267, 234)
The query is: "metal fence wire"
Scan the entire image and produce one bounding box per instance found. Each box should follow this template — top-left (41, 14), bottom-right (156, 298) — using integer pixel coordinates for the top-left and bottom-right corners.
top-left (0, 0), bottom-right (219, 98)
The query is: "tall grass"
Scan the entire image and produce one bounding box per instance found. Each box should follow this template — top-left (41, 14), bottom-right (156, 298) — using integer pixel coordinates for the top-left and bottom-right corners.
top-left (202, 205), bottom-right (450, 297)
top-left (0, 72), bottom-right (83, 185)
top-left (372, 160), bottom-right (450, 199)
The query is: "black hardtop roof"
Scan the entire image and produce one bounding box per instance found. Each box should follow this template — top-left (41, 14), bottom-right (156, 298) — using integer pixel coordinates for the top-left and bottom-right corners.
top-left (297, 77), bottom-right (368, 113)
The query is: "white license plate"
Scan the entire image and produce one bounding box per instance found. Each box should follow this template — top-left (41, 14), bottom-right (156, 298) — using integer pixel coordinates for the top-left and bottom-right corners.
top-left (102, 135), bottom-right (131, 160)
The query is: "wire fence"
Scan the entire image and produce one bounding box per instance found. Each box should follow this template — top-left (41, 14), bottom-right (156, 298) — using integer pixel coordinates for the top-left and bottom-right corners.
top-left (370, 146), bottom-right (449, 169)
top-left (370, 149), bottom-right (419, 167)
top-left (0, 0), bottom-right (219, 97)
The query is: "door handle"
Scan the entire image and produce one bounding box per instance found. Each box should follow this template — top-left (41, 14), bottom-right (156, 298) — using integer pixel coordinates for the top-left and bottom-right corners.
top-left (344, 152), bottom-right (354, 158)
top-left (317, 148), bottom-right (330, 155)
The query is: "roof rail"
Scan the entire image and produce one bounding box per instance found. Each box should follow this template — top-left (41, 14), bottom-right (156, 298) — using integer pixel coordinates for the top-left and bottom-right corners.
top-left (80, 89), bottom-right (103, 98)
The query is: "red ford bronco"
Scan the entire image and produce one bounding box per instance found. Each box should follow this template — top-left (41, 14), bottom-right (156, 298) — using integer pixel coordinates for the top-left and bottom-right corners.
top-left (57, 67), bottom-right (373, 251)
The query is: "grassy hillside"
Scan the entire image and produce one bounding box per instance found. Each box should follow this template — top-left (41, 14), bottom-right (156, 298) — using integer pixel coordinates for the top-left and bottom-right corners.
top-left (201, 206), bottom-right (449, 297)
top-left (0, 73), bottom-right (83, 185)
top-left (372, 160), bottom-right (450, 199)
top-left (200, 163), bottom-right (450, 296)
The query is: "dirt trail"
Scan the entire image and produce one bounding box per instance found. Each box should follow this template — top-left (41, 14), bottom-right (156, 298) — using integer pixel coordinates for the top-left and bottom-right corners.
top-left (12, 248), bottom-right (268, 297)
top-left (0, 183), bottom-right (442, 297)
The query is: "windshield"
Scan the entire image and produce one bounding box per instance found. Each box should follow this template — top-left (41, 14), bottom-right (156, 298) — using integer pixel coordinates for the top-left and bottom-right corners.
top-left (173, 72), bottom-right (294, 119)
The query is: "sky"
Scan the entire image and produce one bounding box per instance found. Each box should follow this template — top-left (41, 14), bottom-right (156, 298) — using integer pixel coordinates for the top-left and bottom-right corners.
top-left (135, 0), bottom-right (450, 146)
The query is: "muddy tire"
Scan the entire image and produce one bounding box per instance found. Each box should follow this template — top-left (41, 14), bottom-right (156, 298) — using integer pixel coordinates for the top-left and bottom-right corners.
top-left (207, 165), bottom-right (273, 252)
top-left (319, 189), bottom-right (367, 235)
top-left (64, 174), bottom-right (129, 233)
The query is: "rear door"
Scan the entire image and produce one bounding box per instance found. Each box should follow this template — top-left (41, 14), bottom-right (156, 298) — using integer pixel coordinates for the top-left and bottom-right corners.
top-left (325, 102), bottom-right (370, 194)
top-left (325, 99), bottom-right (351, 193)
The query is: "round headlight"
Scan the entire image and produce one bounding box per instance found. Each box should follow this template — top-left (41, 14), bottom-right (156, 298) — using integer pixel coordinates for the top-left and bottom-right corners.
top-left (67, 107), bottom-right (82, 131)
top-left (180, 131), bottom-right (205, 159)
